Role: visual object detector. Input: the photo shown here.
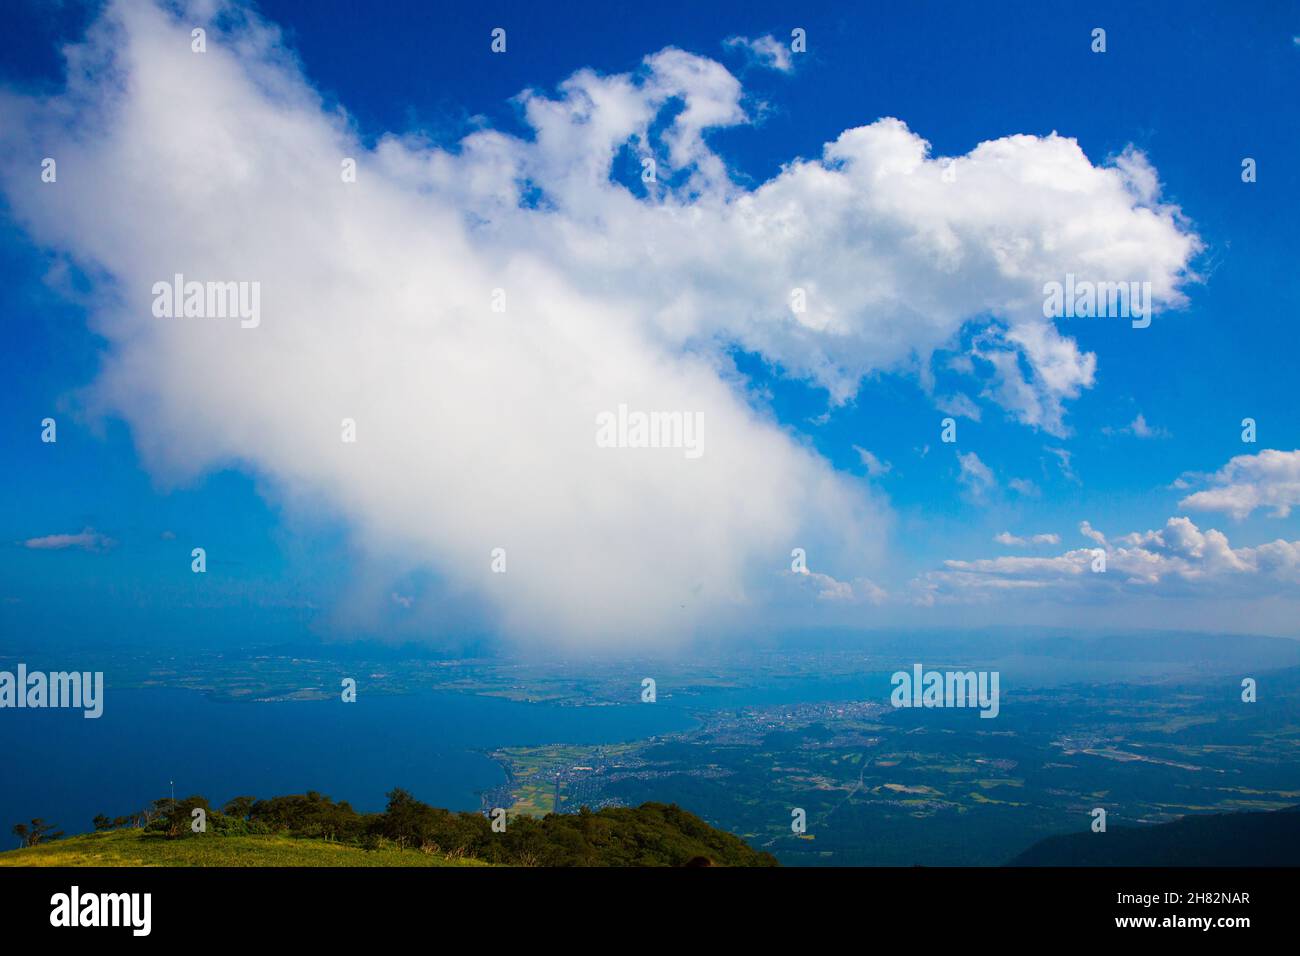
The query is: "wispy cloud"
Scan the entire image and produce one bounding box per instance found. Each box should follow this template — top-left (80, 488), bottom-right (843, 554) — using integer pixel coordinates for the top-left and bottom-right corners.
top-left (853, 446), bottom-right (892, 477)
top-left (994, 531), bottom-right (1060, 546)
top-left (1046, 446), bottom-right (1079, 483)
top-left (723, 34), bottom-right (794, 73)
top-left (936, 392), bottom-right (981, 422)
top-left (1008, 478), bottom-right (1040, 498)
top-left (23, 527), bottom-right (116, 552)
top-left (958, 451), bottom-right (996, 500)
top-left (1103, 412), bottom-right (1169, 439)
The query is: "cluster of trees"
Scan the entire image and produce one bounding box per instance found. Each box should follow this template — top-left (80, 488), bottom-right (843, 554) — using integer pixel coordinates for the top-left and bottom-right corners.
top-left (369, 790), bottom-right (777, 866)
top-left (78, 789), bottom-right (777, 866)
top-left (11, 819), bottom-right (63, 848)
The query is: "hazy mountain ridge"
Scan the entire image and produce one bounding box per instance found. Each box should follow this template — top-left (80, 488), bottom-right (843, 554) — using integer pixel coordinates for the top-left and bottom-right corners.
top-left (1010, 805), bottom-right (1300, 866)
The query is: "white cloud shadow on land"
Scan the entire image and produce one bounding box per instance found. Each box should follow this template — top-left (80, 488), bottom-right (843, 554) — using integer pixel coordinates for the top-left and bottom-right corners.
top-left (0, 0), bottom-right (1202, 648)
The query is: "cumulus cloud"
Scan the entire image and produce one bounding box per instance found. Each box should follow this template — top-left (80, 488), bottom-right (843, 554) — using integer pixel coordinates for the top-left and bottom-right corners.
top-left (790, 568), bottom-right (888, 604)
top-left (0, 1), bottom-right (889, 647)
top-left (1178, 449), bottom-right (1300, 519)
top-left (23, 528), bottom-right (116, 552)
top-left (919, 516), bottom-right (1300, 602)
top-left (0, 0), bottom-right (1202, 646)
top-left (372, 25), bottom-right (1199, 431)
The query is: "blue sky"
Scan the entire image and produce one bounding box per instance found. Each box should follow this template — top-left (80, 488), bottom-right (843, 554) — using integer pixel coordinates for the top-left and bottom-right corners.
top-left (2, 0), bottom-right (1298, 651)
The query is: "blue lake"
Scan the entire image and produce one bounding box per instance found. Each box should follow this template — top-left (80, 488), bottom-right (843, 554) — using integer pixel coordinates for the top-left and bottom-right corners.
top-left (0, 687), bottom-right (697, 839)
top-left (7, 662), bottom-right (1138, 839)
top-left (0, 674), bottom-right (907, 839)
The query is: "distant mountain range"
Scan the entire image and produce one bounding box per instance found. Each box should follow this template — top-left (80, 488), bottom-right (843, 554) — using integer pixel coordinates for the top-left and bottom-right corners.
top-left (1010, 805), bottom-right (1300, 866)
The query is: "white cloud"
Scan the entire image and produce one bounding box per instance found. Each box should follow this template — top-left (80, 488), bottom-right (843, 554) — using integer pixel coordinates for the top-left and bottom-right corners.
top-left (919, 516), bottom-right (1300, 602)
top-left (1079, 520), bottom-right (1108, 546)
top-left (0, 1), bottom-right (892, 648)
top-left (936, 392), bottom-right (981, 422)
top-left (376, 37), bottom-right (1199, 433)
top-left (805, 570), bottom-right (853, 601)
top-left (724, 34), bottom-right (793, 73)
top-left (1128, 413), bottom-right (1158, 437)
top-left (23, 528), bottom-right (115, 552)
top-left (791, 569), bottom-right (888, 604)
top-left (1046, 446), bottom-right (1079, 483)
top-left (1008, 477), bottom-right (1040, 497)
top-left (853, 446), bottom-right (892, 477)
top-left (1178, 449), bottom-right (1300, 520)
top-left (994, 531), bottom-right (1059, 546)
top-left (957, 451), bottom-right (996, 499)
top-left (0, 0), bottom-right (1203, 646)
top-left (1103, 412), bottom-right (1168, 439)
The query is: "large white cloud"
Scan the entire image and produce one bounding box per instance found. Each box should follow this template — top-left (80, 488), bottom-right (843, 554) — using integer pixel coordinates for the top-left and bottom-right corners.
top-left (1178, 449), bottom-right (1300, 519)
top-left (0, 0), bottom-right (1202, 646)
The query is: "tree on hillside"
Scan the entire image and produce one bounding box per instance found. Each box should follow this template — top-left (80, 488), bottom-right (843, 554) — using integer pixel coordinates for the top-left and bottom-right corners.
top-left (222, 796), bottom-right (255, 820)
top-left (11, 819), bottom-right (64, 848)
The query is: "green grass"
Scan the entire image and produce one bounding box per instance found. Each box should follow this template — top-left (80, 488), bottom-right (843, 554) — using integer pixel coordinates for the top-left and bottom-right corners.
top-left (0, 829), bottom-right (493, 867)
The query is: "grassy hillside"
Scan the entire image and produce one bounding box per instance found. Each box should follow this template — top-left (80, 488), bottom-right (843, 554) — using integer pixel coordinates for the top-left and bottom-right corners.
top-left (4, 791), bottom-right (778, 867)
top-left (0, 828), bottom-right (487, 867)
